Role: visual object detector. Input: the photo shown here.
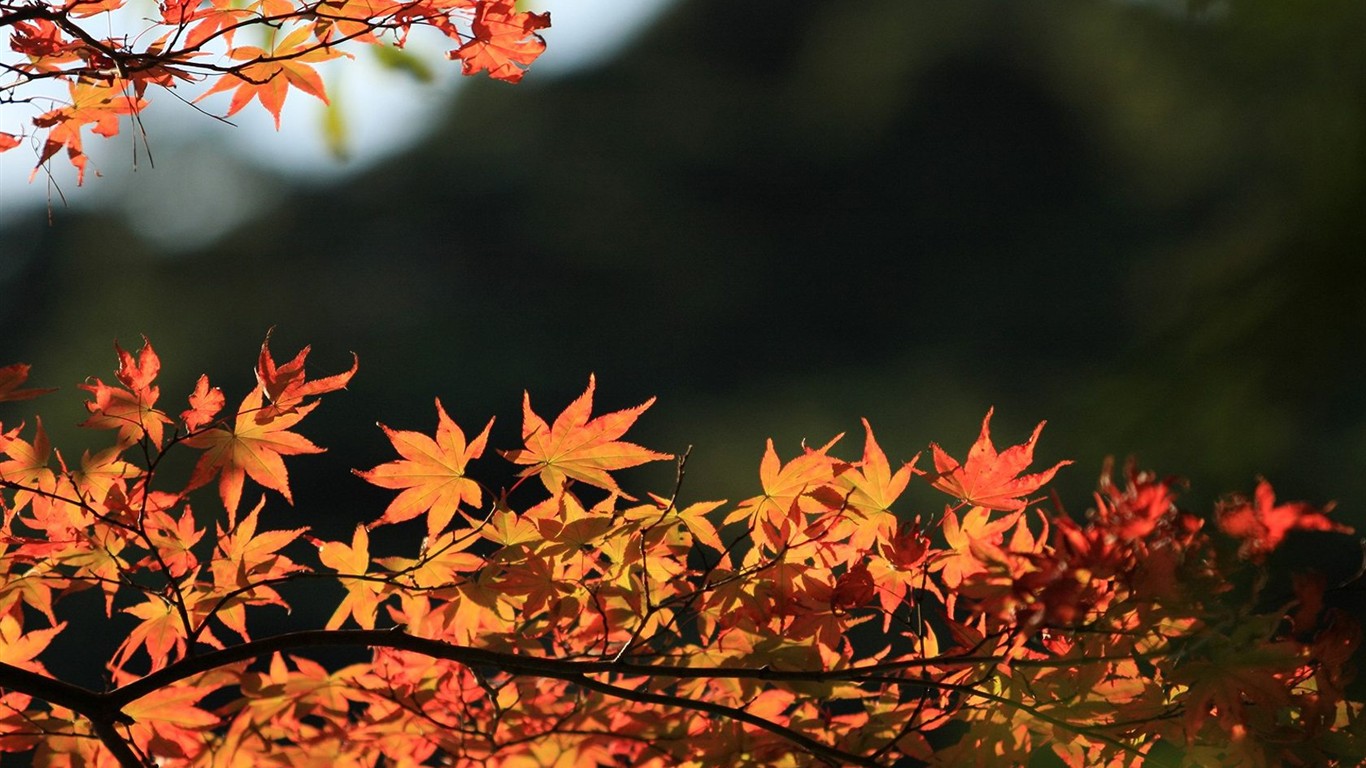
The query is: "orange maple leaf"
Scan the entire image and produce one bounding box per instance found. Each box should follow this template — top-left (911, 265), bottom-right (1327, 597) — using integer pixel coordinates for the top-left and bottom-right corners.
top-left (78, 339), bottom-right (172, 448)
top-left (113, 593), bottom-right (188, 673)
top-left (1216, 478), bottom-right (1352, 560)
top-left (183, 387), bottom-right (325, 517)
top-left (0, 614), bottom-right (66, 676)
top-left (142, 505), bottom-right (204, 579)
top-left (31, 79), bottom-right (146, 183)
top-left (113, 337), bottom-right (160, 392)
top-left (63, 0), bottom-right (128, 18)
top-left (180, 374), bottom-right (226, 432)
top-left (932, 504), bottom-right (1027, 591)
top-left (0, 364), bottom-right (55, 402)
top-left (501, 375), bottom-right (671, 498)
top-left (0, 418), bottom-right (57, 515)
top-left (194, 26), bottom-right (340, 128)
top-left (313, 0), bottom-right (404, 43)
top-left (355, 398), bottom-right (493, 538)
top-left (70, 446), bottom-right (141, 510)
top-left (317, 524), bottom-right (384, 630)
top-left (1173, 633), bottom-right (1301, 741)
top-left (671, 499), bottom-right (727, 552)
top-left (830, 420), bottom-right (920, 553)
top-left (253, 329), bottom-right (357, 422)
top-left (843, 419), bottom-right (921, 514)
top-left (121, 684), bottom-right (220, 761)
top-left (930, 408), bottom-right (1070, 511)
top-left (450, 0), bottom-right (550, 83)
top-left (723, 434), bottom-right (848, 534)
top-left (210, 498), bottom-right (307, 639)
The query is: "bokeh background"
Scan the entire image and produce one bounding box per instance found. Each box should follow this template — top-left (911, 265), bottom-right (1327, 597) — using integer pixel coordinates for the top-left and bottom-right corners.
top-left (2, 0), bottom-right (1364, 641)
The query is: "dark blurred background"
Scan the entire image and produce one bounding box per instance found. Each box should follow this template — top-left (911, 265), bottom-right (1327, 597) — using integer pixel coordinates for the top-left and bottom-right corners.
top-left (2, 0), bottom-right (1364, 592)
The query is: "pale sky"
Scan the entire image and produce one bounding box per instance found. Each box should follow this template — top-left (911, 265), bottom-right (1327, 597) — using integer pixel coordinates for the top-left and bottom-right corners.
top-left (0, 0), bottom-right (673, 230)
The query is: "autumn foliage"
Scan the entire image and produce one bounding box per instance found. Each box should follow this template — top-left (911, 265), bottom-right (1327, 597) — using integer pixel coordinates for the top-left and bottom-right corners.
top-left (0, 0), bottom-right (550, 182)
top-left (0, 338), bottom-right (1363, 767)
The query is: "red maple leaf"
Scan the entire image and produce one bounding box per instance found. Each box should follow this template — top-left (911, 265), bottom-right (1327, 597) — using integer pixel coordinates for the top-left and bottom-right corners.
top-left (1216, 478), bottom-right (1352, 560)
top-left (8, 19), bottom-right (89, 72)
top-left (831, 561), bottom-right (875, 610)
top-left (450, 0), bottom-right (550, 83)
top-left (930, 408), bottom-right (1070, 511)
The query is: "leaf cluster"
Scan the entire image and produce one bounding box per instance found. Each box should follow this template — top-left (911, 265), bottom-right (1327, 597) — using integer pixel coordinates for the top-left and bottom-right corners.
top-left (0, 0), bottom-right (550, 183)
top-left (0, 338), bottom-right (1362, 767)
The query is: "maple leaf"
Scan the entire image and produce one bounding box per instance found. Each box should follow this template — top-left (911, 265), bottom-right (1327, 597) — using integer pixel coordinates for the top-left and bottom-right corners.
top-left (236, 652), bottom-right (369, 730)
top-left (9, 19), bottom-right (87, 72)
top-left (832, 561), bottom-right (875, 610)
top-left (673, 499), bottom-right (727, 552)
top-left (723, 435), bottom-right (848, 552)
top-left (449, 0), bottom-right (550, 83)
top-left (0, 546), bottom-right (64, 624)
top-left (313, 0), bottom-right (405, 43)
top-left (480, 507), bottom-right (542, 548)
top-left (194, 26), bottom-right (341, 128)
top-left (827, 420), bottom-right (920, 553)
top-left (63, 0), bottom-right (128, 18)
top-left (113, 593), bottom-right (188, 673)
top-left (121, 684), bottom-right (219, 761)
top-left (210, 499), bottom-right (307, 639)
top-left (884, 518), bottom-right (930, 571)
top-left (183, 387), bottom-right (325, 517)
top-left (0, 133), bottom-right (20, 153)
top-left (1172, 624), bottom-right (1302, 741)
top-left (0, 614), bottom-right (66, 675)
top-left (532, 491), bottom-right (616, 559)
top-left (181, 374), bottom-right (226, 431)
top-left (930, 408), bottom-right (1070, 511)
top-left (843, 419), bottom-right (921, 514)
top-left (930, 504), bottom-right (1027, 617)
top-left (142, 505), bottom-right (205, 579)
top-left (0, 418), bottom-right (57, 515)
top-left (374, 529), bottom-right (482, 589)
top-left (501, 375), bottom-right (671, 498)
top-left (253, 329), bottom-right (357, 422)
top-left (31, 79), bottom-right (147, 183)
top-left (157, 0), bottom-right (251, 51)
top-left (70, 445), bottom-right (141, 506)
top-left (316, 524), bottom-right (384, 630)
top-left (79, 338), bottom-right (172, 448)
top-left (113, 337), bottom-right (159, 392)
top-left (79, 379), bottom-right (173, 449)
top-left (1216, 478), bottom-right (1352, 560)
top-left (1093, 457), bottom-right (1182, 541)
top-left (356, 398), bottom-right (492, 539)
top-left (497, 551), bottom-right (575, 620)
top-left (0, 364), bottom-right (55, 402)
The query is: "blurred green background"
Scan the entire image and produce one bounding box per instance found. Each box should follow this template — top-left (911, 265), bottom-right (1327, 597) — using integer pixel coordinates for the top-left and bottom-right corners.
top-left (2, 0), bottom-right (1363, 566)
